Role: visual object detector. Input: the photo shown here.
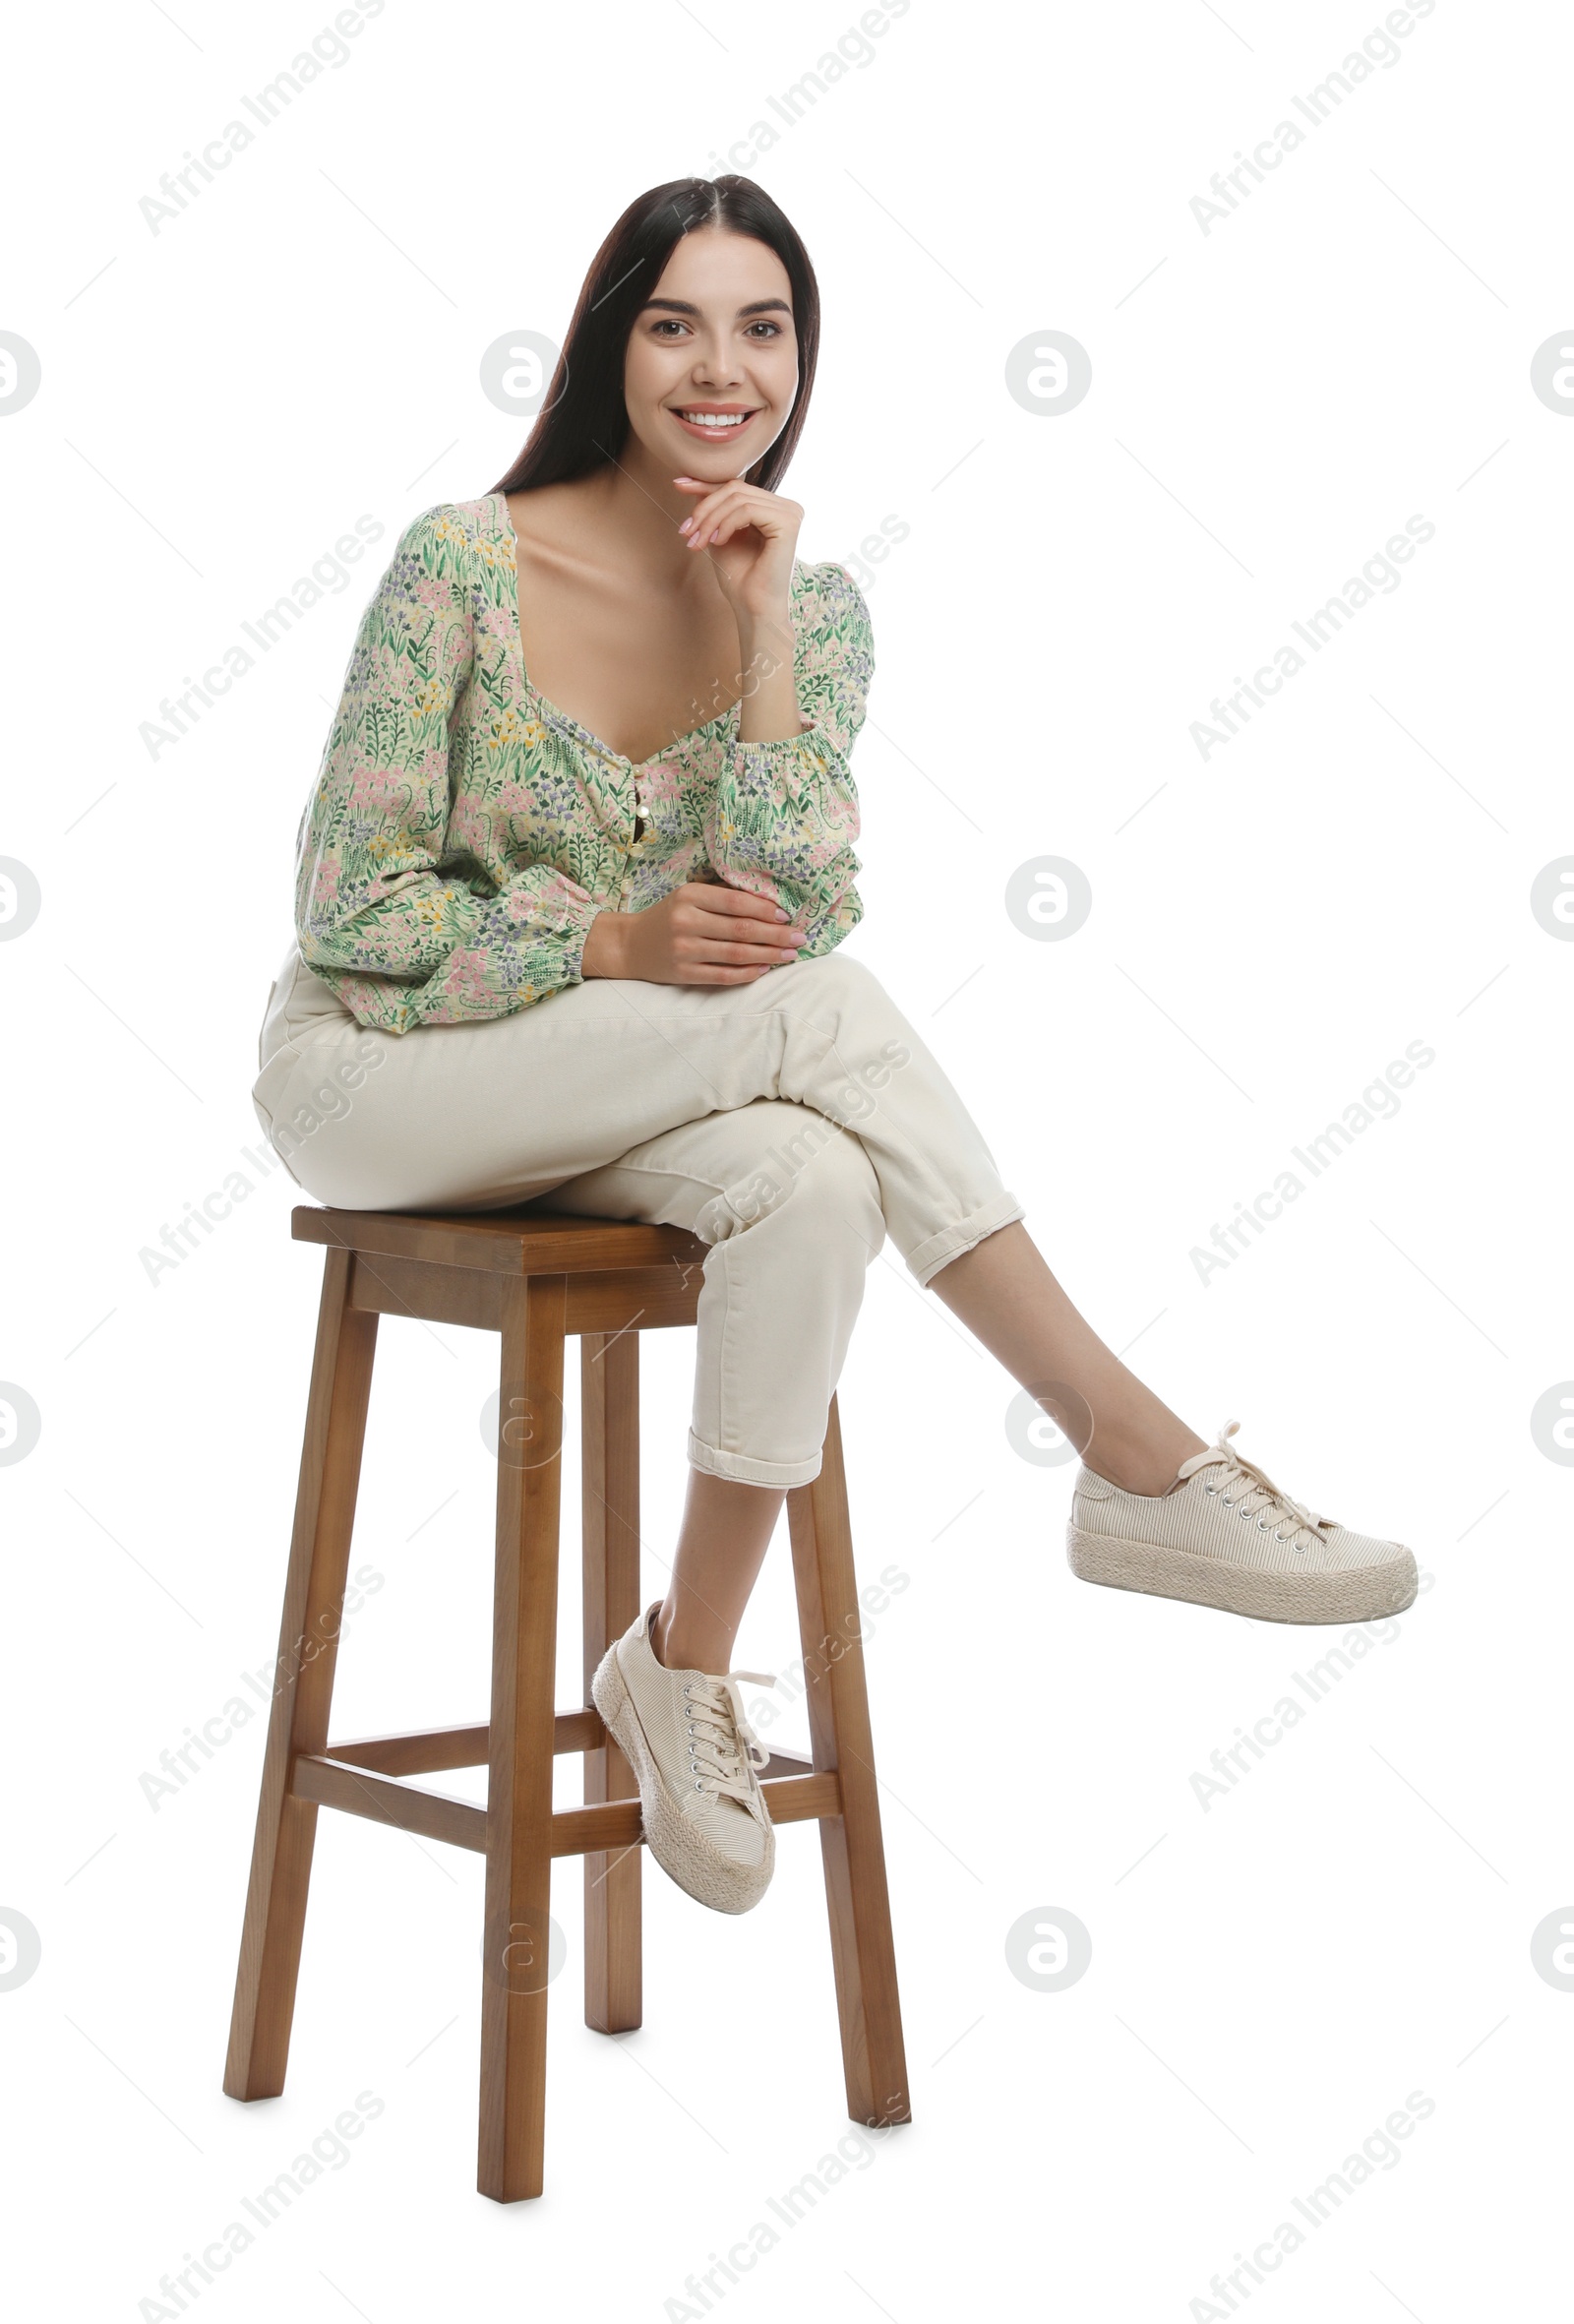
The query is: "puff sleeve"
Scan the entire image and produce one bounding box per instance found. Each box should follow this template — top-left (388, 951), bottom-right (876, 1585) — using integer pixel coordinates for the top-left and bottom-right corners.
top-left (292, 506), bottom-right (605, 1033)
top-left (703, 561), bottom-right (869, 957)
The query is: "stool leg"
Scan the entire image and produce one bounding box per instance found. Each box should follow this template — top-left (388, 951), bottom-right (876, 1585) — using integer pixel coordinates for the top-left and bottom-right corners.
top-left (479, 1273), bottom-right (567, 2203)
top-left (224, 1247), bottom-right (378, 2101)
top-left (787, 1394), bottom-right (912, 2130)
top-left (580, 1329), bottom-right (643, 2034)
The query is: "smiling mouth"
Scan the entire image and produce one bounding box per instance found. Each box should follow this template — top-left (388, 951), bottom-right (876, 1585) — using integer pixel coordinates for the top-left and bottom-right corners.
top-left (670, 406), bottom-right (760, 433)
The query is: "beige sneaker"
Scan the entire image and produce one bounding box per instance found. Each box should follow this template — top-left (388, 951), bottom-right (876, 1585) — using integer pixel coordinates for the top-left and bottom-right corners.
top-left (590, 1603), bottom-right (777, 1915)
top-left (1067, 1419), bottom-right (1418, 1624)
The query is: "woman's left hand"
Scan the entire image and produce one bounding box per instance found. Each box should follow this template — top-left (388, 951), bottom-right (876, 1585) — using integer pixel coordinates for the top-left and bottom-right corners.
top-left (673, 477), bottom-right (803, 622)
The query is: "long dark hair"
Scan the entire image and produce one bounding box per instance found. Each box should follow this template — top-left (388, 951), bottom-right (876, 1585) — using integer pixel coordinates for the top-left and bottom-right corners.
top-left (489, 176), bottom-right (819, 498)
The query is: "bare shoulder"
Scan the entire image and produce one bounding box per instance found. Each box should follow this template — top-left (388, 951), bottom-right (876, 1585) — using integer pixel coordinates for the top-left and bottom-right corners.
top-left (505, 480), bottom-right (610, 581)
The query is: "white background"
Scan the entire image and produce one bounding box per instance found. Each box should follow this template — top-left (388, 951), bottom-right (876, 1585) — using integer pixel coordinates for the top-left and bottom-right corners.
top-left (3, 1), bottom-right (1569, 2316)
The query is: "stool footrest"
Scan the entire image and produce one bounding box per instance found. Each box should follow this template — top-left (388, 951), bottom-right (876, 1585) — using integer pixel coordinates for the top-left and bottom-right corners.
top-left (293, 1752), bottom-right (487, 1852)
top-left (291, 1751), bottom-right (840, 1859)
top-left (553, 1771), bottom-right (841, 1857)
top-left (324, 1719), bottom-right (817, 1784)
top-left (327, 1714), bottom-right (594, 1776)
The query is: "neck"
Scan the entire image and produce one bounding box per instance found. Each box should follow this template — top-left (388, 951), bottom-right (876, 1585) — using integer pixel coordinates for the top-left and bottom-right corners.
top-left (586, 436), bottom-right (747, 584)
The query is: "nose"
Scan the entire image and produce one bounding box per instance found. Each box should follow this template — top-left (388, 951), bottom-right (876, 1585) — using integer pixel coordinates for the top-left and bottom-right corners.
top-left (690, 331), bottom-right (745, 389)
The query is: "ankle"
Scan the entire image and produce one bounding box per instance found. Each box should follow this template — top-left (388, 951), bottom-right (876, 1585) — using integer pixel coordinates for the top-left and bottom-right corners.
top-left (651, 1605), bottom-right (733, 1674)
top-left (1088, 1427), bottom-right (1207, 1498)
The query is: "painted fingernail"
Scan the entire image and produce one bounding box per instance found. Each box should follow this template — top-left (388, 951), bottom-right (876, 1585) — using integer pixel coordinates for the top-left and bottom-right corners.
top-left (774, 907), bottom-right (790, 920)
top-left (778, 950), bottom-right (797, 963)
top-left (679, 518), bottom-right (693, 533)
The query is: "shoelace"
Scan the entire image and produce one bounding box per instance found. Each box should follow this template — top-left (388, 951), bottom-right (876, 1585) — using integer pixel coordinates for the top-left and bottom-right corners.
top-left (679, 1669), bottom-right (776, 1813)
top-left (1175, 1419), bottom-right (1333, 1553)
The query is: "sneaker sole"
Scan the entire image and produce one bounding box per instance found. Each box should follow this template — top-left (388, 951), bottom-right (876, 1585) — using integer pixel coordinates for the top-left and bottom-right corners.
top-left (1066, 1521), bottom-right (1418, 1625)
top-left (589, 1645), bottom-right (774, 1916)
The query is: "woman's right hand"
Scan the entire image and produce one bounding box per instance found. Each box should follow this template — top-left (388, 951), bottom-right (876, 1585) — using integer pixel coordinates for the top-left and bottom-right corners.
top-left (580, 884), bottom-right (809, 985)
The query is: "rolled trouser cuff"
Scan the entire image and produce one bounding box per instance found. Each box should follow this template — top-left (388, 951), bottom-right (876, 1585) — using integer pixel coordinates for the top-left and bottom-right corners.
top-left (907, 1191), bottom-right (1027, 1288)
top-left (687, 1427), bottom-right (823, 1490)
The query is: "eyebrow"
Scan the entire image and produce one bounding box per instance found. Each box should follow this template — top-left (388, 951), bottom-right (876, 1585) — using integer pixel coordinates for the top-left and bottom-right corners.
top-left (637, 297), bottom-right (792, 320)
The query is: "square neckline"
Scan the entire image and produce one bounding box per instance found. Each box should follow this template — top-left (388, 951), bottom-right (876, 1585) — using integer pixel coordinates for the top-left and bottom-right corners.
top-left (488, 488), bottom-right (763, 772)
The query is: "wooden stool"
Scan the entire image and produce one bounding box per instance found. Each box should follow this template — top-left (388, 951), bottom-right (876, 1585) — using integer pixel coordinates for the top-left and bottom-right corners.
top-left (223, 1204), bottom-right (911, 2202)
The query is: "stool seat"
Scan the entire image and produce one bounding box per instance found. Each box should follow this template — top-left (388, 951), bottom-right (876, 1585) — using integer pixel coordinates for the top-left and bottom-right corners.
top-left (293, 1198), bottom-right (709, 1271)
top-left (223, 1203), bottom-right (910, 2202)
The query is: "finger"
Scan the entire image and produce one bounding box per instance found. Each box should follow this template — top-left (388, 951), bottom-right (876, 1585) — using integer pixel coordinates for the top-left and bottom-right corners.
top-left (687, 938), bottom-right (802, 967)
top-left (688, 906), bottom-right (804, 943)
top-left (689, 912), bottom-right (807, 951)
top-left (683, 883), bottom-right (794, 921)
top-left (703, 487), bottom-right (783, 535)
top-left (687, 508), bottom-right (742, 548)
top-left (674, 910), bottom-right (802, 954)
top-left (676, 919), bottom-right (803, 960)
top-left (680, 962), bottom-right (776, 985)
top-left (680, 485), bottom-right (757, 546)
top-left (677, 485), bottom-right (737, 537)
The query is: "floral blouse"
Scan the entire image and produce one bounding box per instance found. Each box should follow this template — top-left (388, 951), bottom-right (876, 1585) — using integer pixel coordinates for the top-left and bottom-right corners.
top-left (291, 490), bottom-right (871, 1034)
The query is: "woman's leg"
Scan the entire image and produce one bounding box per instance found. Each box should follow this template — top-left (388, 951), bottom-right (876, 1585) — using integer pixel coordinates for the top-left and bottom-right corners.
top-left (545, 1092), bottom-right (885, 1669)
top-left (255, 945), bottom-right (1204, 1655)
top-left (927, 1222), bottom-right (1206, 1494)
top-left (651, 1473), bottom-right (785, 1672)
top-left (252, 945), bottom-right (1019, 1254)
top-left (639, 1221), bottom-right (1208, 1671)
top-left (638, 1220), bottom-right (1210, 1672)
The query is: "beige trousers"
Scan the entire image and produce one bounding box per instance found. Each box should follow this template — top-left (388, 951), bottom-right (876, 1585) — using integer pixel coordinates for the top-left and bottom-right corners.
top-left (252, 943), bottom-right (1025, 1488)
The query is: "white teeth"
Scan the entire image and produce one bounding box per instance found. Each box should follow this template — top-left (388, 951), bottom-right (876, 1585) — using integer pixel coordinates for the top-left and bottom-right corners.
top-left (680, 411), bottom-right (752, 428)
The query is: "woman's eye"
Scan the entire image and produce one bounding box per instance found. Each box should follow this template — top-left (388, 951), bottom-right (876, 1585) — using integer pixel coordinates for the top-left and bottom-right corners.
top-left (646, 316), bottom-right (785, 341)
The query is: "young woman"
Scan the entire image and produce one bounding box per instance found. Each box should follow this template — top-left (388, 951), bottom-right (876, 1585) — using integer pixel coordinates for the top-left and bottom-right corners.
top-left (253, 176), bottom-right (1417, 1918)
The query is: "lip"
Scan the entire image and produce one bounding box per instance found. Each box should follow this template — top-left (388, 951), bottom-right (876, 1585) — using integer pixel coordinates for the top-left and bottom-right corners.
top-left (668, 405), bottom-right (761, 442)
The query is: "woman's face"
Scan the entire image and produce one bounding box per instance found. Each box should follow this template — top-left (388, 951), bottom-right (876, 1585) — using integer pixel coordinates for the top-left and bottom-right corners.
top-left (623, 227), bottom-right (799, 484)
